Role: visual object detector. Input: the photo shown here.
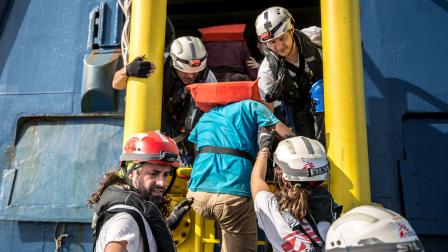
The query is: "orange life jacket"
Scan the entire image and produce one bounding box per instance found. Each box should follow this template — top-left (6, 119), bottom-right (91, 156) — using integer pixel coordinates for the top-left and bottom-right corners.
top-left (198, 24), bottom-right (246, 42)
top-left (186, 79), bottom-right (262, 112)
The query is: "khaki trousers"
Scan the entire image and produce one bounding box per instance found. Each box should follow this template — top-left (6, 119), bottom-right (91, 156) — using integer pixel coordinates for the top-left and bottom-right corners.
top-left (187, 191), bottom-right (257, 252)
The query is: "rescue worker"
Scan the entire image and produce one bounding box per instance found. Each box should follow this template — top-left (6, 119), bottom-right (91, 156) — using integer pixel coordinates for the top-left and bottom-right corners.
top-left (326, 205), bottom-right (424, 252)
top-left (255, 6), bottom-right (326, 145)
top-left (113, 36), bottom-right (217, 166)
top-left (186, 97), bottom-right (294, 252)
top-left (88, 131), bottom-right (193, 252)
top-left (251, 133), bottom-right (339, 251)
top-left (248, 39), bottom-right (286, 122)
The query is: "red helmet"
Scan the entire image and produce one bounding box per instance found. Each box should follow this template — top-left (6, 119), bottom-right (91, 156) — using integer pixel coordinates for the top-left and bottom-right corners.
top-left (120, 131), bottom-right (179, 168)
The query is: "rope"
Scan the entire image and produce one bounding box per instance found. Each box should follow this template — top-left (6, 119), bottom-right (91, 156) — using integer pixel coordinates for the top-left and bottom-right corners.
top-left (117, 0), bottom-right (132, 66)
top-left (53, 223), bottom-right (69, 252)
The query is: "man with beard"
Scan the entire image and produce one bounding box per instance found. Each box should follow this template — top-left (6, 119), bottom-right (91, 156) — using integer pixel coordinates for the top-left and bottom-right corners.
top-left (88, 131), bottom-right (193, 252)
top-left (113, 36), bottom-right (217, 166)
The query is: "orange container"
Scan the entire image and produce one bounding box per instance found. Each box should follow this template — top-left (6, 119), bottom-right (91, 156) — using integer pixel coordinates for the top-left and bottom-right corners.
top-left (198, 24), bottom-right (246, 42)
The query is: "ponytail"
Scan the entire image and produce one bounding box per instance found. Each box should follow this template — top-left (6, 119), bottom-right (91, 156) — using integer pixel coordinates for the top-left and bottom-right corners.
top-left (273, 167), bottom-right (311, 220)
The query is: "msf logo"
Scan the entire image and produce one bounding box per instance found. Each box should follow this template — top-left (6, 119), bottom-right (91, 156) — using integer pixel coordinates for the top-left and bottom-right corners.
top-left (397, 222), bottom-right (415, 238)
top-left (281, 231), bottom-right (314, 252)
top-left (303, 162), bottom-right (315, 170)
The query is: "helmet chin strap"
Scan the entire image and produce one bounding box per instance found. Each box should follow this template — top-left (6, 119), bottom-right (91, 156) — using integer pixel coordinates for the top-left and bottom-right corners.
top-left (123, 162), bottom-right (141, 187)
top-left (286, 30), bottom-right (296, 57)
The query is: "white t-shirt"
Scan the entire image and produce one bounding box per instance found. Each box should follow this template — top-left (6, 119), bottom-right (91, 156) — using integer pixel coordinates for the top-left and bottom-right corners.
top-left (257, 58), bottom-right (282, 108)
top-left (95, 205), bottom-right (158, 252)
top-left (254, 191), bottom-right (325, 252)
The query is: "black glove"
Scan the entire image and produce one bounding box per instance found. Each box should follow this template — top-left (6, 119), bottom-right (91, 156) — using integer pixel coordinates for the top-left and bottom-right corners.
top-left (265, 79), bottom-right (282, 103)
top-left (166, 198), bottom-right (193, 230)
top-left (126, 56), bottom-right (152, 77)
top-left (257, 127), bottom-right (276, 152)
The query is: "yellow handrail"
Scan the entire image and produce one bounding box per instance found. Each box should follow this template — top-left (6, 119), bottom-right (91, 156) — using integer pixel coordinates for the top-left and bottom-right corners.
top-left (122, 0), bottom-right (167, 142)
top-left (194, 212), bottom-right (204, 252)
top-left (321, 0), bottom-right (371, 209)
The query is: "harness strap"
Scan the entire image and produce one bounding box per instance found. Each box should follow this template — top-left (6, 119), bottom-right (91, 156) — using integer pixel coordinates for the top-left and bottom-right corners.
top-left (94, 208), bottom-right (150, 252)
top-left (292, 216), bottom-right (324, 249)
top-left (172, 132), bottom-right (187, 144)
top-left (199, 146), bottom-right (255, 164)
top-left (306, 215), bottom-right (325, 245)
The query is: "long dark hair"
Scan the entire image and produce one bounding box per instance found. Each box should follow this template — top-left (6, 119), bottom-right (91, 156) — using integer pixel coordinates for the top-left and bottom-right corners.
top-left (87, 170), bottom-right (126, 206)
top-left (273, 167), bottom-right (311, 220)
top-left (87, 169), bottom-right (171, 217)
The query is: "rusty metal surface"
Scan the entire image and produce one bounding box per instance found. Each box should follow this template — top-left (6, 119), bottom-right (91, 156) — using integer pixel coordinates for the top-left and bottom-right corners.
top-left (0, 116), bottom-right (123, 223)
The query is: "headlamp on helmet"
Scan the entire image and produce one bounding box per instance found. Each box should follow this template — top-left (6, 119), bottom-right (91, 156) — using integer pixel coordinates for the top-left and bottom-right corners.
top-left (170, 54), bottom-right (206, 68)
top-left (118, 131), bottom-right (179, 178)
top-left (170, 36), bottom-right (208, 74)
top-left (255, 6), bottom-right (295, 42)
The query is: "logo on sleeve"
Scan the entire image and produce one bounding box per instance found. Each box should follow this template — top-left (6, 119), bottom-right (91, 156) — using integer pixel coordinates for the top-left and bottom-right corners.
top-left (281, 231), bottom-right (313, 252)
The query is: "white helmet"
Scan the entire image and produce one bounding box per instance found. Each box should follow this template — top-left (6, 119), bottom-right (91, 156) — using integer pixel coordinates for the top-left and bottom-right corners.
top-left (273, 136), bottom-right (329, 182)
top-left (255, 6), bottom-right (294, 42)
top-left (326, 205), bottom-right (424, 252)
top-left (169, 36), bottom-right (207, 73)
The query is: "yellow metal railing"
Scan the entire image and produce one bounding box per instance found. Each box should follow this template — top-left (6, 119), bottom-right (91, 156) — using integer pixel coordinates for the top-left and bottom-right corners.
top-left (321, 0), bottom-right (371, 209)
top-left (168, 168), bottom-right (216, 251)
top-left (122, 0), bottom-right (167, 142)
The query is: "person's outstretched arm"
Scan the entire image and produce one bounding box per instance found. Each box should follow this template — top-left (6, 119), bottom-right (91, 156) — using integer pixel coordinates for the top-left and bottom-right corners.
top-left (112, 67), bottom-right (128, 90)
top-left (112, 56), bottom-right (155, 90)
top-left (251, 147), bottom-right (271, 198)
top-left (265, 121), bottom-right (294, 139)
top-left (251, 128), bottom-right (276, 198)
top-left (275, 121), bottom-right (294, 138)
top-left (104, 241), bottom-right (127, 252)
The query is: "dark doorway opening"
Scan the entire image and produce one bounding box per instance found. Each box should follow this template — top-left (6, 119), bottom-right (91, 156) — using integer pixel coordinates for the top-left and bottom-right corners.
top-left (167, 0), bottom-right (320, 59)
